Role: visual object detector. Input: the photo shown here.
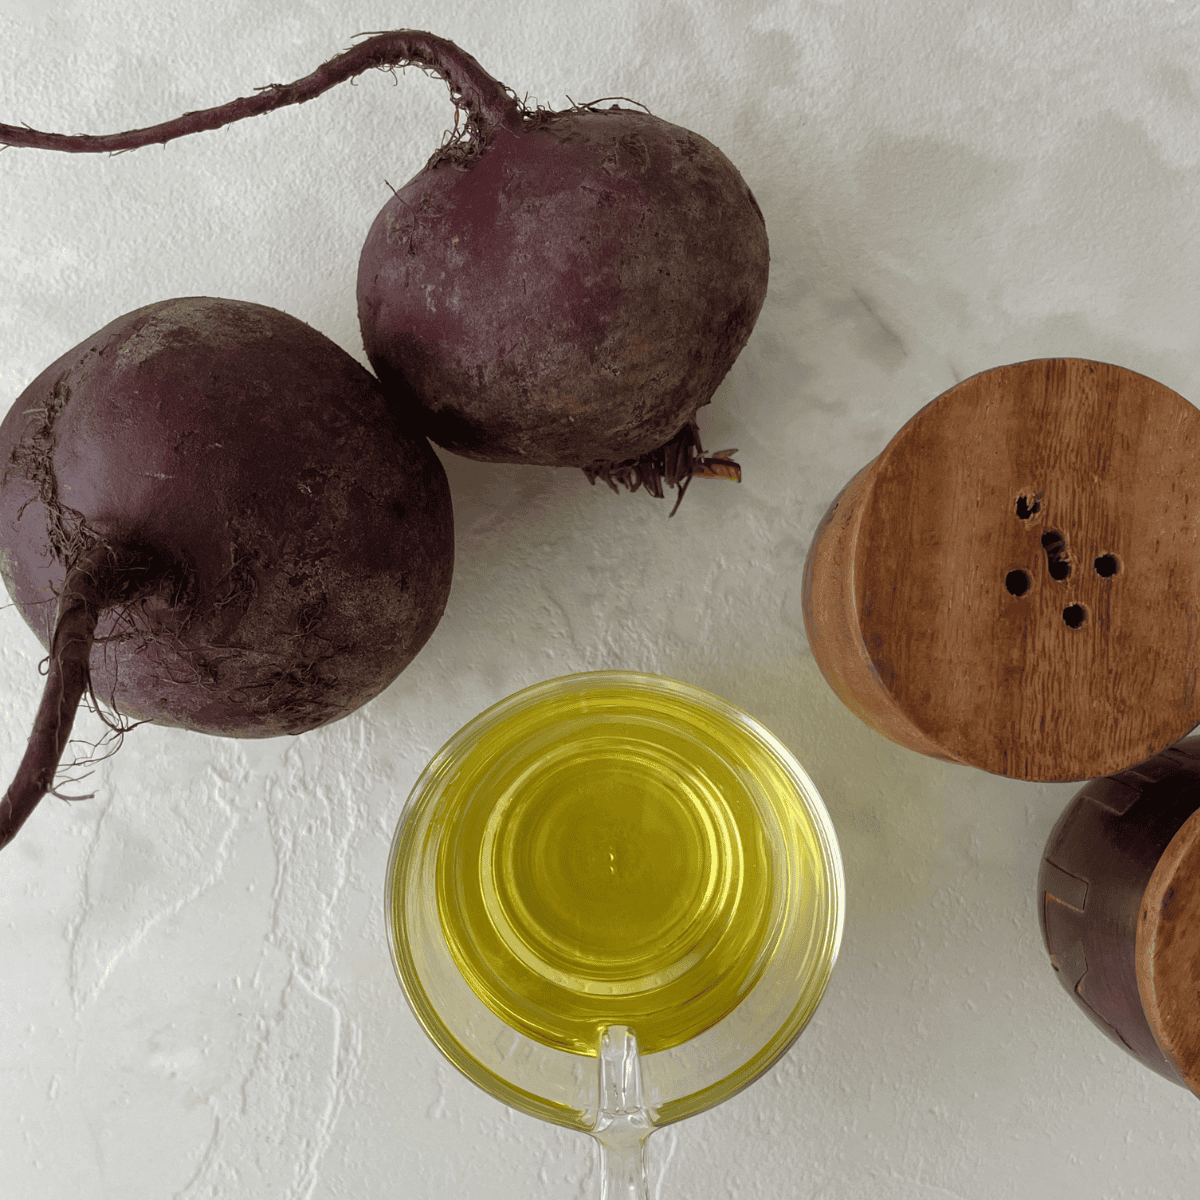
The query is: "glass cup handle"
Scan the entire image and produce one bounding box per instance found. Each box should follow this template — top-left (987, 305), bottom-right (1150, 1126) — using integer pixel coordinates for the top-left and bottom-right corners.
top-left (592, 1027), bottom-right (654, 1200)
top-left (594, 1125), bottom-right (651, 1200)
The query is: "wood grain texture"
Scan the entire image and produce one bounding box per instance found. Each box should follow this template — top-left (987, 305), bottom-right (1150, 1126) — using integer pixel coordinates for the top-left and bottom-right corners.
top-left (803, 359), bottom-right (1200, 781)
top-left (1137, 801), bottom-right (1200, 1097)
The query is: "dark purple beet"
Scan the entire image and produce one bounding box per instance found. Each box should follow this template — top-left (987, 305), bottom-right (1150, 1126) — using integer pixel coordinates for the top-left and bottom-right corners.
top-left (0, 296), bottom-right (453, 849)
top-left (357, 103), bottom-right (768, 476)
top-left (0, 30), bottom-right (766, 502)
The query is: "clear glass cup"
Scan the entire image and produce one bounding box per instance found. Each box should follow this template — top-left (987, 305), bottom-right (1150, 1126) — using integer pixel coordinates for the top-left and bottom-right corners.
top-left (385, 671), bottom-right (845, 1197)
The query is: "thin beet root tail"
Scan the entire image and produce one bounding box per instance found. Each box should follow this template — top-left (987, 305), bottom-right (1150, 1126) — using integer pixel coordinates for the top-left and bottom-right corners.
top-left (0, 542), bottom-right (162, 851)
top-left (581, 420), bottom-right (741, 516)
top-left (0, 31), bottom-right (523, 158)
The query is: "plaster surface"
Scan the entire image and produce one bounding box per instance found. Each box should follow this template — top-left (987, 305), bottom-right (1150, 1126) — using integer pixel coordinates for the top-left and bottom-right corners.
top-left (2, 1), bottom-right (1200, 1197)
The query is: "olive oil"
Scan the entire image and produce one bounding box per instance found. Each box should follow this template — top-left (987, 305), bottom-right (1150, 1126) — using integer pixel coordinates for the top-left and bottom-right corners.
top-left (424, 676), bottom-right (829, 1056)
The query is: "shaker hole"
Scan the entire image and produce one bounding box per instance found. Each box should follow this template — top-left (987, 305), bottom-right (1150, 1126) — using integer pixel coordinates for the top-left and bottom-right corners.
top-left (1063, 604), bottom-right (1088, 629)
top-left (1094, 554), bottom-right (1120, 578)
top-left (1005, 569), bottom-right (1032, 597)
top-left (1042, 530), bottom-right (1071, 580)
top-left (1016, 495), bottom-right (1042, 519)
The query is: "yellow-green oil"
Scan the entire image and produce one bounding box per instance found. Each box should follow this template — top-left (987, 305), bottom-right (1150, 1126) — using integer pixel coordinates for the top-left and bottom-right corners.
top-left (431, 681), bottom-right (820, 1057)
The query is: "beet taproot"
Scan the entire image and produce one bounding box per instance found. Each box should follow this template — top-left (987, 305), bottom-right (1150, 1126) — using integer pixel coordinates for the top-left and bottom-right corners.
top-left (0, 30), bottom-right (766, 505)
top-left (0, 296), bottom-right (454, 850)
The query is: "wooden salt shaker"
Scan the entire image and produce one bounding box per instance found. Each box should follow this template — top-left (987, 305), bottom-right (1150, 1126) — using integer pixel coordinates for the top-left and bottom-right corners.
top-left (802, 359), bottom-right (1200, 781)
top-left (1040, 735), bottom-right (1200, 1093)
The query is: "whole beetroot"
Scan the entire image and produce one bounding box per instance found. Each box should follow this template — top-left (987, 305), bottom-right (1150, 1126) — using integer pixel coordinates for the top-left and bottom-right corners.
top-left (0, 296), bottom-right (453, 850)
top-left (0, 31), bottom-right (765, 504)
top-left (358, 101), bottom-right (767, 481)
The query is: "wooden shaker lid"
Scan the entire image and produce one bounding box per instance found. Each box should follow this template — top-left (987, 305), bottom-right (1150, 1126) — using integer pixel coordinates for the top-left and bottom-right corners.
top-left (802, 359), bottom-right (1200, 781)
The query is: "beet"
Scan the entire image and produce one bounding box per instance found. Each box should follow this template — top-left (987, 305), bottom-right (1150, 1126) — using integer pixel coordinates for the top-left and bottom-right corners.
top-left (0, 296), bottom-right (454, 850)
top-left (0, 31), bottom-right (766, 504)
top-left (358, 104), bottom-right (766, 475)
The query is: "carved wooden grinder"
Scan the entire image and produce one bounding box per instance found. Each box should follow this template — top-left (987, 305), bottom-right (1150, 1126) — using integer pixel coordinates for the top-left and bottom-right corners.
top-left (802, 358), bottom-right (1200, 781)
top-left (1040, 736), bottom-right (1200, 1093)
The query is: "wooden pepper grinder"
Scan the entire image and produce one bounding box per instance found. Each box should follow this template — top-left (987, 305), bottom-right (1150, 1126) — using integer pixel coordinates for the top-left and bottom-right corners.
top-left (802, 358), bottom-right (1200, 781)
top-left (1040, 735), bottom-right (1200, 1093)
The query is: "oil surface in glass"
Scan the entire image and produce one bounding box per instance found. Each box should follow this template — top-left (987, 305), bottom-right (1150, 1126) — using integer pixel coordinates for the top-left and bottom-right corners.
top-left (433, 681), bottom-right (822, 1056)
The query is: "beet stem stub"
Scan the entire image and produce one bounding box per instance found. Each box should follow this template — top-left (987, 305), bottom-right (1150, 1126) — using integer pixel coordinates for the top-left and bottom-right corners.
top-left (0, 542), bottom-right (160, 851)
top-left (0, 31), bottom-right (523, 156)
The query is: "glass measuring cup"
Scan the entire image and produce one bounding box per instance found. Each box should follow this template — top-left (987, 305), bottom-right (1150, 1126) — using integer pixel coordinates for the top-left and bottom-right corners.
top-left (385, 671), bottom-right (844, 1196)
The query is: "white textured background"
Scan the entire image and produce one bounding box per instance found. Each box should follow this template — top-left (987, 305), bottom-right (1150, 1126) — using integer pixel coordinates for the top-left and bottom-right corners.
top-left (3, 1), bottom-right (1200, 1197)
